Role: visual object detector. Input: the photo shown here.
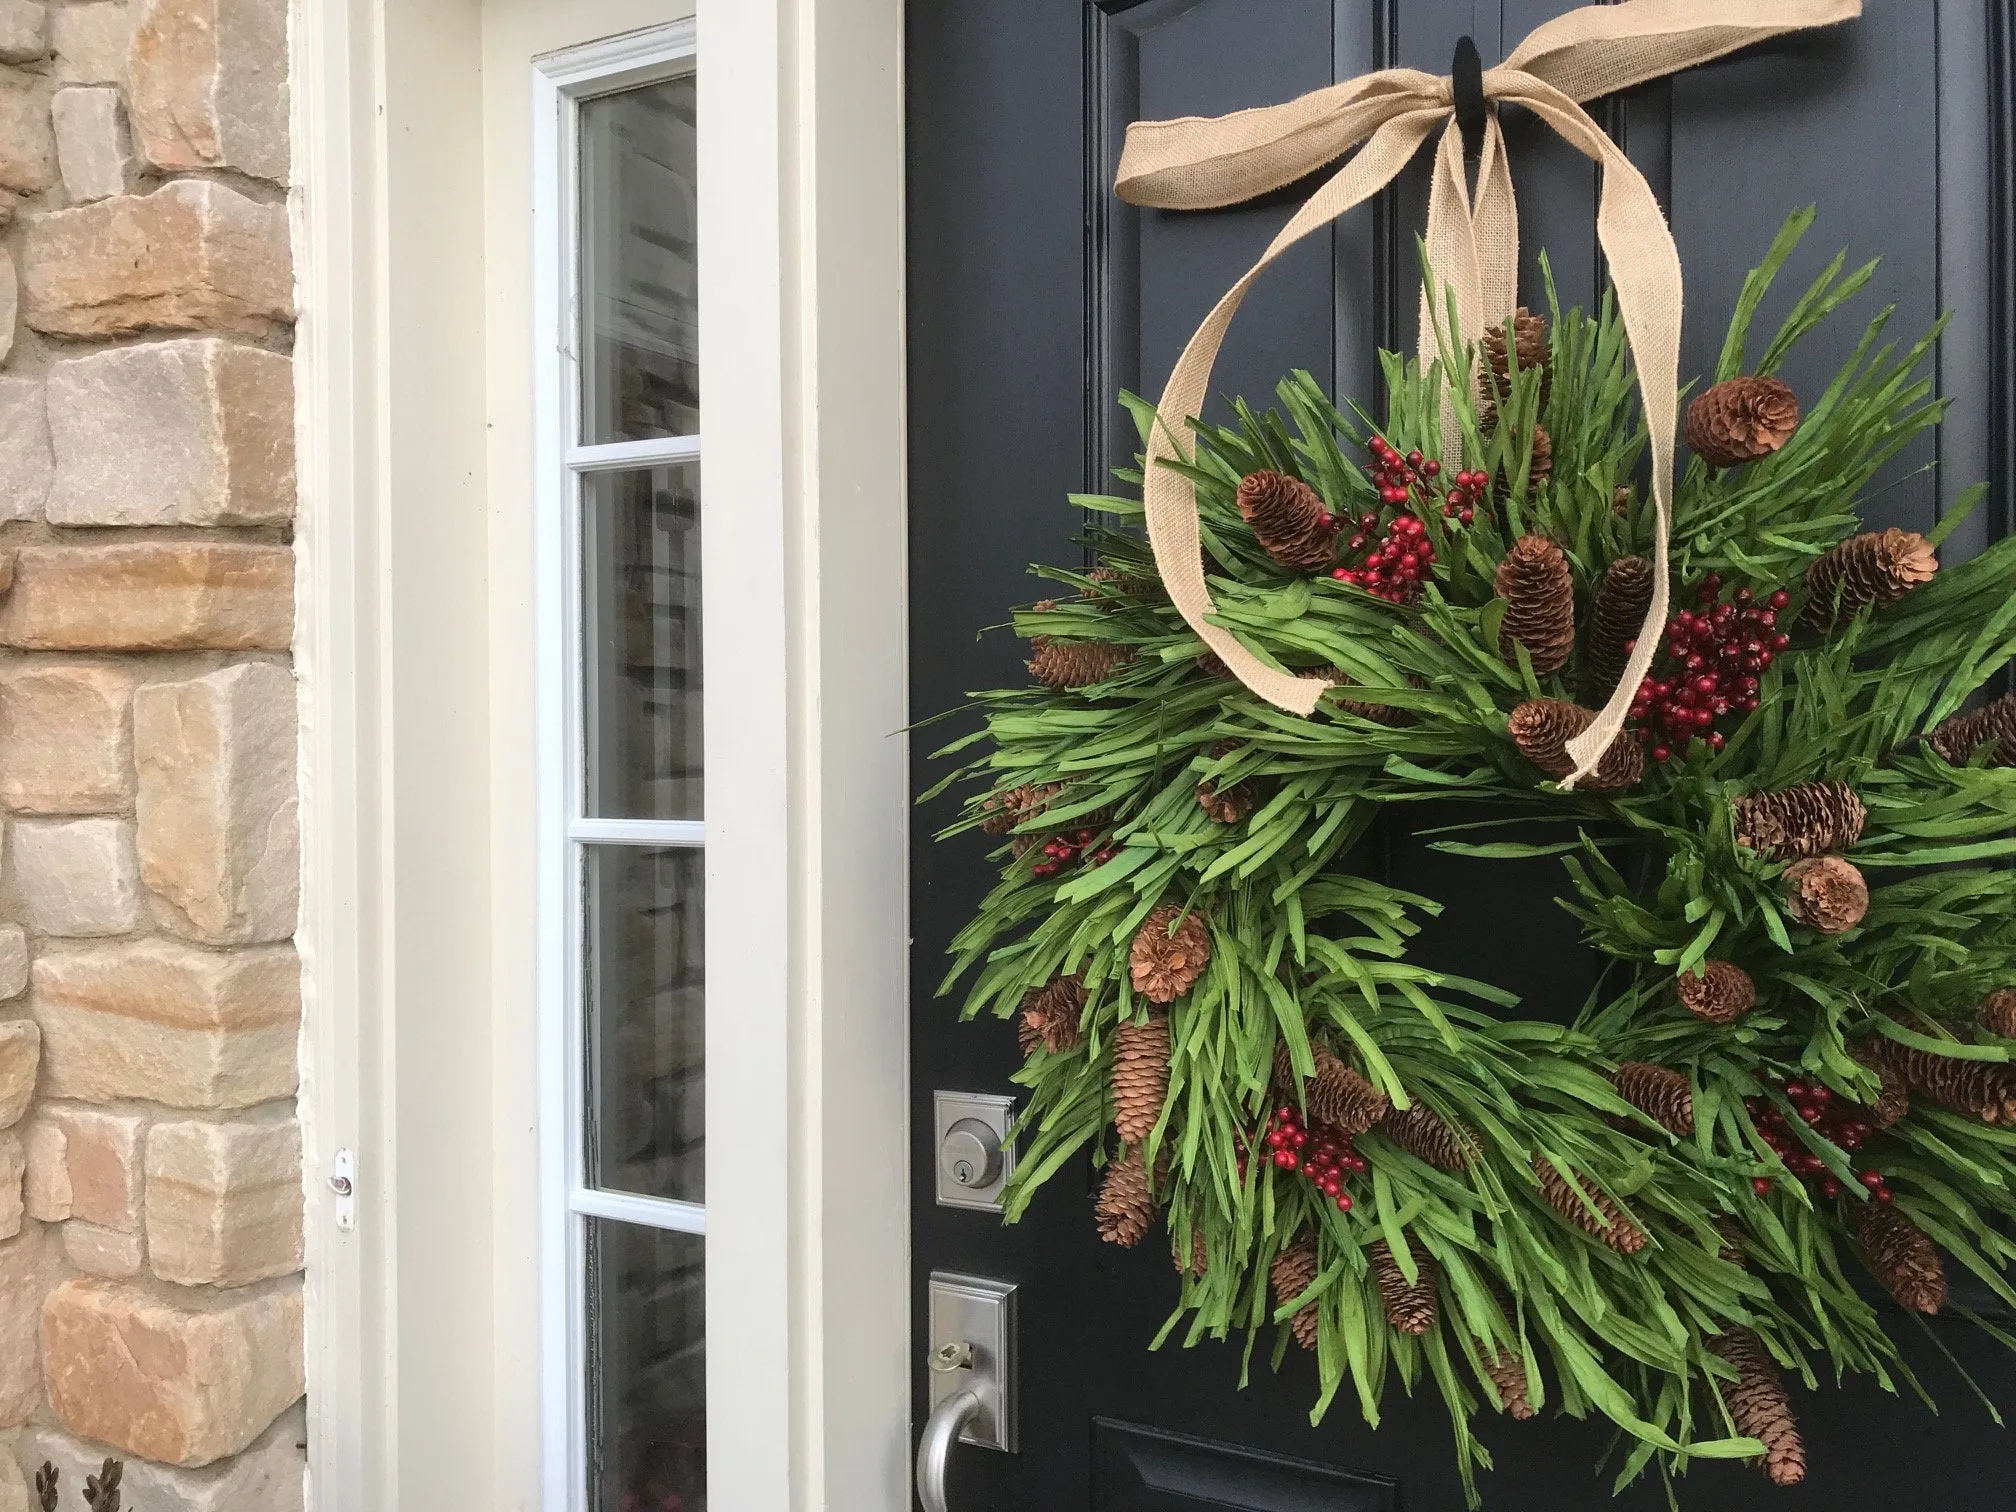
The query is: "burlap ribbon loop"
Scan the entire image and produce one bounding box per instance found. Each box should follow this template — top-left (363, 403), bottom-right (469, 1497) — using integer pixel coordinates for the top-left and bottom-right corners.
top-left (1116, 0), bottom-right (1859, 787)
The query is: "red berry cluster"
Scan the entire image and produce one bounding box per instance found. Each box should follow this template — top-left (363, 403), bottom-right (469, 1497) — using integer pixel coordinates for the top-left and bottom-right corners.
top-left (1261, 1105), bottom-right (1367, 1212)
top-left (1030, 826), bottom-right (1116, 879)
top-left (1439, 468), bottom-right (1491, 526)
top-left (1629, 573), bottom-right (1794, 763)
top-left (1745, 1081), bottom-right (1892, 1202)
top-left (1331, 511), bottom-right (1434, 602)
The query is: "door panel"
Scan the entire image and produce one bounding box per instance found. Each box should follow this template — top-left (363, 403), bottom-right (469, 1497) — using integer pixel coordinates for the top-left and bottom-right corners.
top-left (909, 3), bottom-right (2016, 1507)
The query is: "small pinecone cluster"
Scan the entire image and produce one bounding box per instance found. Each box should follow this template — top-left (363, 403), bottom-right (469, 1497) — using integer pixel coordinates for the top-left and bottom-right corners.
top-left (1483, 1347), bottom-right (1537, 1420)
top-left (1851, 1040), bottom-right (1912, 1128)
top-left (1029, 640), bottom-right (1136, 689)
top-left (1196, 741), bottom-right (1255, 824)
top-left (1495, 536), bottom-right (1576, 676)
top-left (1018, 974), bottom-right (1085, 1056)
top-left (1299, 1046), bottom-right (1390, 1138)
top-left (1368, 1240), bottom-right (1438, 1335)
top-left (1926, 690), bottom-right (2016, 767)
top-left (1532, 1156), bottom-right (1647, 1253)
top-left (1612, 1062), bottom-right (1695, 1136)
top-left (1508, 699), bottom-right (1643, 791)
top-left (1129, 904), bottom-right (1212, 1004)
top-left (1882, 1038), bottom-right (2016, 1124)
top-left (1175, 1225), bottom-right (1209, 1278)
top-left (1111, 1013), bottom-right (1172, 1142)
top-left (1730, 779), bottom-right (1867, 859)
top-left (1095, 1147), bottom-right (1158, 1247)
top-left (1677, 960), bottom-right (1756, 1023)
top-left (1381, 1102), bottom-right (1474, 1172)
top-left (981, 782), bottom-right (1061, 854)
top-left (1803, 527), bottom-right (1937, 629)
top-left (1980, 989), bottom-right (2016, 1040)
top-left (1480, 307), bottom-right (1552, 412)
top-left (1685, 375), bottom-right (1800, 469)
top-left (1855, 1202), bottom-right (1947, 1315)
top-left (1783, 854), bottom-right (1870, 935)
top-left (1584, 555), bottom-right (1655, 700)
top-left (1710, 1328), bottom-right (1805, 1487)
top-left (1236, 470), bottom-right (1338, 572)
top-left (1297, 666), bottom-right (1413, 728)
top-left (1271, 1239), bottom-right (1322, 1350)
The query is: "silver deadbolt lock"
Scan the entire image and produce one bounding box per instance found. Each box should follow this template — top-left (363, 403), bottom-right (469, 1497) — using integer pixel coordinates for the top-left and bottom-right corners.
top-left (940, 1119), bottom-right (1003, 1190)
top-left (933, 1091), bottom-right (1016, 1210)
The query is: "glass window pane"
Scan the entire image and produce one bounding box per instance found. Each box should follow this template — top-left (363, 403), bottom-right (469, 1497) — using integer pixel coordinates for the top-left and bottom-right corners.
top-left (585, 845), bottom-right (704, 1201)
top-left (580, 75), bottom-right (698, 444)
top-left (583, 463), bottom-right (703, 820)
top-left (586, 1219), bottom-right (705, 1512)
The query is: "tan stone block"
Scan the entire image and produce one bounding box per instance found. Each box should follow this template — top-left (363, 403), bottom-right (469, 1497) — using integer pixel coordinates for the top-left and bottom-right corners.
top-left (61, 1219), bottom-right (143, 1278)
top-left (6, 817), bottom-right (144, 937)
top-left (0, 927), bottom-right (24, 1000)
top-left (130, 0), bottom-right (287, 183)
top-left (0, 664), bottom-right (134, 814)
top-left (0, 1225), bottom-right (49, 1426)
top-left (47, 341), bottom-right (294, 526)
top-left (0, 1020), bottom-right (38, 1130)
top-left (0, 1132), bottom-right (21, 1240)
top-left (41, 1104), bottom-right (141, 1231)
top-left (0, 247), bottom-right (15, 369)
top-left (19, 181), bottom-right (292, 339)
top-left (0, 543), bottom-right (294, 652)
top-left (0, 75), bottom-right (54, 195)
top-left (23, 1117), bottom-right (67, 1220)
top-left (52, 2), bottom-right (130, 86)
top-left (13, 1410), bottom-right (306, 1512)
top-left (30, 940), bottom-right (298, 1107)
top-left (0, 1), bottom-right (47, 66)
top-left (146, 1118), bottom-right (298, 1286)
top-left (42, 1276), bottom-right (303, 1466)
top-left (51, 84), bottom-right (135, 204)
top-left (0, 376), bottom-right (52, 523)
top-left (136, 663), bottom-right (297, 945)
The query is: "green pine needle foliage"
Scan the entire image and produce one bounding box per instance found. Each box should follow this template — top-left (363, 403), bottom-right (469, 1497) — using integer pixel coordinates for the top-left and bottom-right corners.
top-left (928, 212), bottom-right (2015, 1503)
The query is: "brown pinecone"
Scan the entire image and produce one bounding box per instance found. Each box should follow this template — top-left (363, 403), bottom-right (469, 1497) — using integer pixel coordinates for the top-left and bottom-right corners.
top-left (1094, 1147), bottom-right (1157, 1248)
top-left (1236, 470), bottom-right (1338, 572)
top-left (1368, 1240), bottom-right (1438, 1335)
top-left (1730, 779), bottom-right (1867, 860)
top-left (1709, 1328), bottom-right (1806, 1487)
top-left (980, 782), bottom-right (1061, 837)
top-left (1030, 640), bottom-right (1136, 688)
top-left (1677, 960), bottom-right (1756, 1024)
top-left (1783, 855), bottom-right (1869, 934)
top-left (1803, 528), bottom-right (1938, 629)
top-left (1611, 483), bottom-right (1634, 518)
top-left (1175, 1225), bottom-right (1209, 1277)
top-left (1685, 376), bottom-right (1800, 469)
top-left (1495, 536), bottom-right (1576, 677)
top-left (1980, 989), bottom-right (2016, 1040)
top-left (1018, 974), bottom-right (1085, 1056)
top-left (1613, 1062), bottom-right (1696, 1136)
top-left (1111, 1013), bottom-right (1171, 1142)
top-left (1481, 307), bottom-right (1551, 409)
top-left (1885, 1039), bottom-right (2016, 1124)
top-left (1382, 1102), bottom-right (1475, 1172)
top-left (1926, 690), bottom-right (2016, 767)
top-left (1271, 1238), bottom-right (1322, 1350)
top-left (1195, 650), bottom-right (1233, 679)
top-left (1297, 666), bottom-right (1414, 727)
top-left (1854, 1202), bottom-right (1946, 1315)
top-left (1507, 699), bottom-right (1643, 791)
top-left (1584, 556), bottom-right (1655, 700)
top-left (1532, 1156), bottom-right (1647, 1253)
top-left (1307, 1046), bottom-right (1390, 1137)
top-left (1850, 1040), bottom-right (1911, 1128)
top-left (1483, 1347), bottom-right (1537, 1420)
top-left (1713, 1216), bottom-right (1747, 1266)
top-left (1130, 904), bottom-right (1212, 1004)
top-left (1196, 778), bottom-right (1254, 824)
top-left (1525, 424), bottom-right (1553, 485)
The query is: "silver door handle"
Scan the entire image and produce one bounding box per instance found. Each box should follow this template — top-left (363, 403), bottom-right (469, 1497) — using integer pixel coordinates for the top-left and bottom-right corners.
top-left (915, 1387), bottom-right (982, 1512)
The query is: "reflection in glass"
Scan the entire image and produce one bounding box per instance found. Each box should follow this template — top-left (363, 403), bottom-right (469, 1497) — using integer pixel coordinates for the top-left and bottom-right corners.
top-left (584, 464), bottom-right (703, 820)
top-left (581, 75), bottom-right (699, 443)
top-left (586, 1219), bottom-right (705, 1512)
top-left (585, 845), bottom-right (704, 1202)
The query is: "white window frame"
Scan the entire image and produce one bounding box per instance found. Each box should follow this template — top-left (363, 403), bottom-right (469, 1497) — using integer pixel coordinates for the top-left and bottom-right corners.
top-left (532, 24), bottom-right (722, 1512)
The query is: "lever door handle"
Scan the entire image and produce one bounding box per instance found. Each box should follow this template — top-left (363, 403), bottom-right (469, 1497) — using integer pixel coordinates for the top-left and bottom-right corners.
top-left (915, 1387), bottom-right (982, 1512)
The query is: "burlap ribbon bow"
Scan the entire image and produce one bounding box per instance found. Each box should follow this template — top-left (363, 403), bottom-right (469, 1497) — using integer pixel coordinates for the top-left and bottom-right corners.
top-left (1117, 0), bottom-right (1861, 787)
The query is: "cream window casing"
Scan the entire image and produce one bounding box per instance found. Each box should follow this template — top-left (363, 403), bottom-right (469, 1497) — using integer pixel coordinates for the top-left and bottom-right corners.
top-left (293, 0), bottom-right (909, 1508)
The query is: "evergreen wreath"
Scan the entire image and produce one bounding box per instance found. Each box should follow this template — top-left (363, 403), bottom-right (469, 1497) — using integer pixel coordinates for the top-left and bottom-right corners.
top-left (928, 212), bottom-right (2016, 1501)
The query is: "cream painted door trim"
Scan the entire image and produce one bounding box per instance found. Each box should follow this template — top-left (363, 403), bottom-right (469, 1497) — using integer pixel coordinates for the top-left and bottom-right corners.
top-left (294, 0), bottom-right (910, 1507)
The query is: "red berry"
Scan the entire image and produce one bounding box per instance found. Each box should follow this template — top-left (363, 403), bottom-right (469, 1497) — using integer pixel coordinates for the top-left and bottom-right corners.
top-left (1860, 1170), bottom-right (1885, 1189)
top-left (1877, 1186), bottom-right (1894, 1203)
top-left (1459, 508), bottom-right (1474, 525)
top-left (1652, 746), bottom-right (1671, 763)
top-left (1334, 1192), bottom-right (1353, 1212)
top-left (1821, 1176), bottom-right (1843, 1198)
top-left (1423, 459), bottom-right (1441, 477)
top-left (1753, 1177), bottom-right (1773, 1196)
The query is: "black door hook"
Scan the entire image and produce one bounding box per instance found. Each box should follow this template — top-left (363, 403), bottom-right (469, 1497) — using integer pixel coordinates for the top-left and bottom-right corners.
top-left (1451, 35), bottom-right (1486, 159)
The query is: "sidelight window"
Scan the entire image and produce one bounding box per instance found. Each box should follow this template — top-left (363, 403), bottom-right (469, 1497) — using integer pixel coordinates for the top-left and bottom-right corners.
top-left (536, 25), bottom-right (705, 1512)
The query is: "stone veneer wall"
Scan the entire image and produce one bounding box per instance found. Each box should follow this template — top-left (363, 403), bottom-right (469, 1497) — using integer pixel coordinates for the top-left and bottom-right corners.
top-left (0, 1), bottom-right (306, 1508)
